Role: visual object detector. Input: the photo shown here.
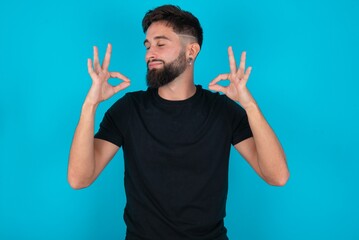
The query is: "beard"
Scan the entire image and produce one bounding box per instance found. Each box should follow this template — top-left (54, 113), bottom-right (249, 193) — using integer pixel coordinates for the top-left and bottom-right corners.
top-left (146, 50), bottom-right (187, 88)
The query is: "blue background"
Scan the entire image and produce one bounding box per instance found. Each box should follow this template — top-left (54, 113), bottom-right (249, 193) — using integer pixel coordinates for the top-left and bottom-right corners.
top-left (1, 0), bottom-right (358, 239)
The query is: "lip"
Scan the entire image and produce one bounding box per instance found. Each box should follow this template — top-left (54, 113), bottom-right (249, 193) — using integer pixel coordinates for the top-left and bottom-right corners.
top-left (148, 61), bottom-right (163, 70)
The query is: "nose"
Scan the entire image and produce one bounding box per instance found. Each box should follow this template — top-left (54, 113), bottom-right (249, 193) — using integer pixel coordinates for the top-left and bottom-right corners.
top-left (145, 48), bottom-right (157, 63)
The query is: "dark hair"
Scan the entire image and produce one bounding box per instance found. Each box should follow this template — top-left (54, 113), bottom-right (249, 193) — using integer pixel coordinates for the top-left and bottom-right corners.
top-left (142, 5), bottom-right (203, 48)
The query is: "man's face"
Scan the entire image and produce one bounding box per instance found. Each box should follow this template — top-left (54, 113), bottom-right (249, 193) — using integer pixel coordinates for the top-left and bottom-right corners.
top-left (144, 22), bottom-right (188, 88)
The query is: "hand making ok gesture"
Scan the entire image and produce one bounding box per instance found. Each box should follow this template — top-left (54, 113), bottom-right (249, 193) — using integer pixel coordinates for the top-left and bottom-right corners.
top-left (86, 43), bottom-right (131, 105)
top-left (209, 46), bottom-right (255, 109)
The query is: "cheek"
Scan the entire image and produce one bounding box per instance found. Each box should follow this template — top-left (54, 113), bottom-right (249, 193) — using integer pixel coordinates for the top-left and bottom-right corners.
top-left (163, 47), bottom-right (183, 62)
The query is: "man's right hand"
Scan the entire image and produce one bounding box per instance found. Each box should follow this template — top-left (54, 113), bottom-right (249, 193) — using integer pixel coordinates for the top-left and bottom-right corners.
top-left (68, 43), bottom-right (127, 189)
top-left (86, 43), bottom-right (130, 106)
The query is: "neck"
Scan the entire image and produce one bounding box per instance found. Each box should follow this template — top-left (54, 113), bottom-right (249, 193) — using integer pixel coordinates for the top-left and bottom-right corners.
top-left (158, 69), bottom-right (196, 101)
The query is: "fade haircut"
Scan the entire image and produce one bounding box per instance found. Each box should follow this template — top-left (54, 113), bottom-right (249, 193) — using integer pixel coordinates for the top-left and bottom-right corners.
top-left (142, 5), bottom-right (203, 48)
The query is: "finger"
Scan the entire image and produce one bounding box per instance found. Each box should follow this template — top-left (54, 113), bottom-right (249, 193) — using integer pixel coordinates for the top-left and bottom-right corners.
top-left (237, 51), bottom-right (246, 75)
top-left (242, 66), bottom-right (252, 85)
top-left (93, 46), bottom-right (101, 72)
top-left (228, 46), bottom-right (237, 74)
top-left (113, 81), bottom-right (131, 93)
top-left (110, 72), bottom-right (131, 82)
top-left (87, 58), bottom-right (96, 78)
top-left (102, 43), bottom-right (112, 71)
top-left (208, 83), bottom-right (227, 95)
top-left (209, 73), bottom-right (229, 86)
top-left (87, 58), bottom-right (93, 73)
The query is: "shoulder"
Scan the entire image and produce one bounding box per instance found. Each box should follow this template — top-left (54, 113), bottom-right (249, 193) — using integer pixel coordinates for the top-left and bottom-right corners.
top-left (111, 89), bottom-right (149, 107)
top-left (198, 86), bottom-right (223, 104)
top-left (107, 88), bottom-right (155, 115)
top-left (126, 89), bottom-right (148, 98)
top-left (200, 86), bottom-right (240, 108)
top-left (125, 88), bottom-right (154, 103)
top-left (204, 87), bottom-right (247, 118)
top-left (199, 85), bottom-right (232, 102)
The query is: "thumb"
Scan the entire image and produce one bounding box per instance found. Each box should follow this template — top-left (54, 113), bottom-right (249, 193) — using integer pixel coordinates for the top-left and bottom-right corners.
top-left (113, 81), bottom-right (131, 93)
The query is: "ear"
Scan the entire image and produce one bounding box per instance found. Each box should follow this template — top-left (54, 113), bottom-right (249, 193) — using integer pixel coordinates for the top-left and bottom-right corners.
top-left (186, 42), bottom-right (201, 61)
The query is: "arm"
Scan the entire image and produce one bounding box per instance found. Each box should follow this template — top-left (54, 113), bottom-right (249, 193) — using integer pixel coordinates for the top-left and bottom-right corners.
top-left (234, 105), bottom-right (288, 186)
top-left (209, 47), bottom-right (289, 186)
top-left (68, 43), bottom-right (130, 189)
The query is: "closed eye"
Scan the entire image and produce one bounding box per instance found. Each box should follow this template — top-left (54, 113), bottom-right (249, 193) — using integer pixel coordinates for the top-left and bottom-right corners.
top-left (144, 35), bottom-right (171, 49)
top-left (145, 44), bottom-right (165, 51)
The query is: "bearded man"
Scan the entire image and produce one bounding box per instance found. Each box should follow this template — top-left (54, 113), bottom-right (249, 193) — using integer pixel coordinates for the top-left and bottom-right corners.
top-left (68, 4), bottom-right (289, 240)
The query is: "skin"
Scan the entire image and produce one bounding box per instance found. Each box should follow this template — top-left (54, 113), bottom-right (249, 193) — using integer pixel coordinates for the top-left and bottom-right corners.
top-left (145, 22), bottom-right (200, 100)
top-left (209, 48), bottom-right (289, 185)
top-left (67, 21), bottom-right (289, 189)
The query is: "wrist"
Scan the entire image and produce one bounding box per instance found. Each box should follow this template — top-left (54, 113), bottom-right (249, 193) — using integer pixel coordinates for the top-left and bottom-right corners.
top-left (82, 99), bottom-right (99, 114)
top-left (243, 101), bottom-right (259, 113)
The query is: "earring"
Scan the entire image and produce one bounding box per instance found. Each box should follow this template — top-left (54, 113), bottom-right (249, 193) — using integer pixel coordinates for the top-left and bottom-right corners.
top-left (188, 58), bottom-right (193, 65)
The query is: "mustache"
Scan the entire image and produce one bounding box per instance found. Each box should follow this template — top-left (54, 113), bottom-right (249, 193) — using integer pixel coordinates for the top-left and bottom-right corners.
top-left (147, 59), bottom-right (165, 69)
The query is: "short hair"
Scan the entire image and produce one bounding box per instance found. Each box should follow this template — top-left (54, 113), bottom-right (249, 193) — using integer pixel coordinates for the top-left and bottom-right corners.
top-left (142, 5), bottom-right (203, 48)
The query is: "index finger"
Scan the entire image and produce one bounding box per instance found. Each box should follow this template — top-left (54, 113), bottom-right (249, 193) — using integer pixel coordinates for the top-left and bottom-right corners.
top-left (102, 43), bottom-right (112, 71)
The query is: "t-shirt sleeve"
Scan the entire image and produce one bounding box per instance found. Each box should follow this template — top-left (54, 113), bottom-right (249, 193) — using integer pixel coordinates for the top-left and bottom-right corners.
top-left (224, 96), bottom-right (253, 145)
top-left (94, 94), bottom-right (129, 147)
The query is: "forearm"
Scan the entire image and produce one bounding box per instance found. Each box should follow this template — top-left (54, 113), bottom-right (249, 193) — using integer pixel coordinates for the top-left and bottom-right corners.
top-left (68, 101), bottom-right (98, 189)
top-left (245, 102), bottom-right (289, 185)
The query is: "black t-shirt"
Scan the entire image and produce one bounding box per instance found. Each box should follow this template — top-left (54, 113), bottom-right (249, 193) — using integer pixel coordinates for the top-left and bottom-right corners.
top-left (95, 85), bottom-right (252, 240)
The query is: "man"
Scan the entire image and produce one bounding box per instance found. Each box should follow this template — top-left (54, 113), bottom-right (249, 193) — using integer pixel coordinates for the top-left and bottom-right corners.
top-left (68, 4), bottom-right (289, 240)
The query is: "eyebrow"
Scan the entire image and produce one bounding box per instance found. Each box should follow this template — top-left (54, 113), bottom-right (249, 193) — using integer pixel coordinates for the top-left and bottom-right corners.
top-left (143, 35), bottom-right (171, 46)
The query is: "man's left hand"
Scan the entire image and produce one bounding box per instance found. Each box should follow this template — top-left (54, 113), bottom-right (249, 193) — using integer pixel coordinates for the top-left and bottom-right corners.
top-left (209, 46), bottom-right (255, 109)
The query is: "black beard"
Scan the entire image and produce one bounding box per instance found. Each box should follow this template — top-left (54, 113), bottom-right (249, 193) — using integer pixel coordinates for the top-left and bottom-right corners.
top-left (146, 51), bottom-right (187, 88)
